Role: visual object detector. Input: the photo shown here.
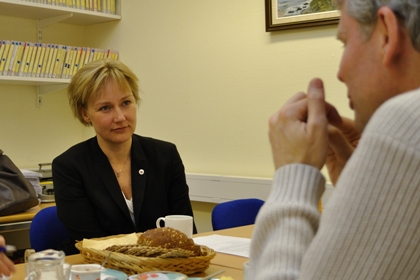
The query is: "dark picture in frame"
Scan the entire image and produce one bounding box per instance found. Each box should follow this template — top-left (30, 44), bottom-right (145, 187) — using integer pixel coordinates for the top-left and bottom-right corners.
top-left (265, 0), bottom-right (340, 31)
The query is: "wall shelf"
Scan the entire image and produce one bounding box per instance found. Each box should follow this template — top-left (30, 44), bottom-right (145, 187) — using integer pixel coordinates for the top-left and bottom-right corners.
top-left (0, 0), bottom-right (121, 26)
top-left (0, 76), bottom-right (69, 102)
top-left (0, 0), bottom-right (121, 106)
top-left (0, 75), bottom-right (70, 87)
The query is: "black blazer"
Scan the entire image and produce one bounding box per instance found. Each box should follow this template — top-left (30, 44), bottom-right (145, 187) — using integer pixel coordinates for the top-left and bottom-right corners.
top-left (52, 135), bottom-right (196, 254)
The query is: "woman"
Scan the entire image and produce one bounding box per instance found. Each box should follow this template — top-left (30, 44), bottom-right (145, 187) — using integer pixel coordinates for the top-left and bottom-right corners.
top-left (53, 59), bottom-right (196, 255)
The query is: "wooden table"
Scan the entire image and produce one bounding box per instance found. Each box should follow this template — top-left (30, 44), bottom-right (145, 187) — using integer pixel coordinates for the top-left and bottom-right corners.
top-left (0, 202), bottom-right (55, 233)
top-left (12, 225), bottom-right (254, 279)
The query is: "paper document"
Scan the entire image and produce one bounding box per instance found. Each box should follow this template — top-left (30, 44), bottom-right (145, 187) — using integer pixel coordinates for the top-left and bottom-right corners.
top-left (194, 234), bottom-right (250, 258)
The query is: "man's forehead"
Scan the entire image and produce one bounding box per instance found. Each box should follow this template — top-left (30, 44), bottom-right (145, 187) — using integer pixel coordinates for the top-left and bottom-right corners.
top-left (336, 11), bottom-right (348, 40)
top-left (335, 1), bottom-right (358, 41)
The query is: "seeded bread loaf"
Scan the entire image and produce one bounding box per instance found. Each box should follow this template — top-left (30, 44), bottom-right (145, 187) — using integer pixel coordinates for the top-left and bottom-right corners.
top-left (137, 227), bottom-right (202, 256)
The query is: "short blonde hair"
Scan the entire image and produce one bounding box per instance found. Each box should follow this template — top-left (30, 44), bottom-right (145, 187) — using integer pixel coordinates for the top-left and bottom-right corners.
top-left (68, 59), bottom-right (140, 127)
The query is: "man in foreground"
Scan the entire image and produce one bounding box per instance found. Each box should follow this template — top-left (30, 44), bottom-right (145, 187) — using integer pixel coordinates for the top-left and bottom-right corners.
top-left (250, 0), bottom-right (420, 278)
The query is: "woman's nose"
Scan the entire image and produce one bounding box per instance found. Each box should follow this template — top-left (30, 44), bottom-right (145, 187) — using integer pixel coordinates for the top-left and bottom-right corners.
top-left (113, 108), bottom-right (125, 122)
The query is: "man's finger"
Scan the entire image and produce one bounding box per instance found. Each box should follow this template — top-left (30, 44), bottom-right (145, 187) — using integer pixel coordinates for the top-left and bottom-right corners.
top-left (326, 102), bottom-right (342, 127)
top-left (334, 116), bottom-right (356, 133)
top-left (283, 91), bottom-right (307, 106)
top-left (307, 78), bottom-right (327, 130)
top-left (328, 125), bottom-right (354, 159)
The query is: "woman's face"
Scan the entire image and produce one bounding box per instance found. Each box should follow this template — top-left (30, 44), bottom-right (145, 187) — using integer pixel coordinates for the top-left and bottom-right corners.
top-left (82, 79), bottom-right (137, 147)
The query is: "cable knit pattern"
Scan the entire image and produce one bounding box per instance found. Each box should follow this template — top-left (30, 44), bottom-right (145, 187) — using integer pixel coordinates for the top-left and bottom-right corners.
top-left (249, 87), bottom-right (420, 279)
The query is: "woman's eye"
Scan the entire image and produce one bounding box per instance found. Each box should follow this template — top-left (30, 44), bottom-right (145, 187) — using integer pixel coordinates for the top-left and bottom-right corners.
top-left (99, 106), bottom-right (110, 111)
top-left (122, 100), bottom-right (131, 106)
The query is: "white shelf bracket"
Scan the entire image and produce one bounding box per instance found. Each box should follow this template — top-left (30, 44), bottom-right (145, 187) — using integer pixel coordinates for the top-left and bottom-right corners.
top-left (36, 84), bottom-right (68, 108)
top-left (37, 13), bottom-right (74, 42)
top-left (39, 84), bottom-right (68, 95)
top-left (38, 13), bottom-right (74, 29)
top-left (36, 87), bottom-right (42, 108)
top-left (38, 28), bottom-right (43, 43)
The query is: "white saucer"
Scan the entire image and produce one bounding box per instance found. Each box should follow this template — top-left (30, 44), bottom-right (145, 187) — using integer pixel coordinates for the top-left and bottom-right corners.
top-left (102, 268), bottom-right (128, 280)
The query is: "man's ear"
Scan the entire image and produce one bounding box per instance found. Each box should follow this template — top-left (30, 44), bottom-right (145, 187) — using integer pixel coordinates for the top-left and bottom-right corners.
top-left (377, 6), bottom-right (403, 66)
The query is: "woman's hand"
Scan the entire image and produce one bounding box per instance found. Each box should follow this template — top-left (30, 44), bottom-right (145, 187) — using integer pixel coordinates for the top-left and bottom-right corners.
top-left (0, 236), bottom-right (15, 277)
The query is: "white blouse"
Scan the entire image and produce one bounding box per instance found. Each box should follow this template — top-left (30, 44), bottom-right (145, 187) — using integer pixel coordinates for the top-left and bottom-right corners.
top-left (122, 192), bottom-right (135, 225)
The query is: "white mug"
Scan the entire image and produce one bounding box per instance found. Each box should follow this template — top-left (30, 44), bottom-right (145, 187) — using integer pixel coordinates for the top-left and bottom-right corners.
top-left (71, 264), bottom-right (104, 280)
top-left (156, 215), bottom-right (193, 238)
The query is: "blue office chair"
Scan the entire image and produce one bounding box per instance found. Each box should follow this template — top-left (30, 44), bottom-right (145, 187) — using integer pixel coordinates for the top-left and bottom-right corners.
top-left (30, 206), bottom-right (69, 252)
top-left (211, 198), bottom-right (265, 230)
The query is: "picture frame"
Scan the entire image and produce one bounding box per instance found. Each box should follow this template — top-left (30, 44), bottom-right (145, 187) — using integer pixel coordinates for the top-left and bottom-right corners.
top-left (265, 0), bottom-right (340, 31)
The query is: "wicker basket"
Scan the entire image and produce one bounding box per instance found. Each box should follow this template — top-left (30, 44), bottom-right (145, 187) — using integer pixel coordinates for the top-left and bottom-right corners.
top-left (75, 234), bottom-right (216, 275)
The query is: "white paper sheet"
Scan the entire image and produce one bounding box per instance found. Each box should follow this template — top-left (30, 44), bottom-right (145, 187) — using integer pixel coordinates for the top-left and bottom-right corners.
top-left (193, 234), bottom-right (250, 258)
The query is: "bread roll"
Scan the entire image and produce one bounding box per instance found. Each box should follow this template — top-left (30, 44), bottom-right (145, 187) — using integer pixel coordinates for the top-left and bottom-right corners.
top-left (137, 227), bottom-right (202, 256)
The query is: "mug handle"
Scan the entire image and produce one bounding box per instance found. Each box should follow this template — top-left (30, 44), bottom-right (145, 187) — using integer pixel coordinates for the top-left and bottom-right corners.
top-left (24, 249), bottom-right (35, 263)
top-left (156, 217), bottom-right (165, 228)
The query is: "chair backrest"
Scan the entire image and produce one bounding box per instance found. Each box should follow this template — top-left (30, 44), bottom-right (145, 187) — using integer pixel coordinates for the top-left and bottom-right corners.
top-left (30, 206), bottom-right (69, 252)
top-left (211, 198), bottom-right (264, 230)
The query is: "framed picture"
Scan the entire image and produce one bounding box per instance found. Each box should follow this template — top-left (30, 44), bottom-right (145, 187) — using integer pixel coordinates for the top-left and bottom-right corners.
top-left (265, 0), bottom-right (340, 31)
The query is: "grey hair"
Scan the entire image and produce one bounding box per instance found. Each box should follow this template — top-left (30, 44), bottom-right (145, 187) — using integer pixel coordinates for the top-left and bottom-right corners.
top-left (337, 0), bottom-right (420, 51)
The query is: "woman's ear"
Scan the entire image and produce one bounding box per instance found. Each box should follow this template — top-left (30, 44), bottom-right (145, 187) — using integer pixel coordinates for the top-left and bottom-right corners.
top-left (377, 6), bottom-right (403, 66)
top-left (81, 107), bottom-right (90, 123)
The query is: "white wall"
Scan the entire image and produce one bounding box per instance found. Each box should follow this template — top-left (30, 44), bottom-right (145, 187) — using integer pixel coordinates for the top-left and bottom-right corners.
top-left (83, 0), bottom-right (353, 179)
top-left (1, 1), bottom-right (353, 178)
top-left (0, 1), bottom-right (348, 233)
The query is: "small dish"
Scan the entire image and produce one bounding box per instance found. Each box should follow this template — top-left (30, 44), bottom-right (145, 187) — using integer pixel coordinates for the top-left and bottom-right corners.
top-left (187, 278), bottom-right (219, 280)
top-left (102, 268), bottom-right (128, 280)
top-left (129, 271), bottom-right (188, 280)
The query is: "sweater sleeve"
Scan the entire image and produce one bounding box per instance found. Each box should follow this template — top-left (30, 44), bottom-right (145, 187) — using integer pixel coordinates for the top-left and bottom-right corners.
top-left (249, 164), bottom-right (325, 279)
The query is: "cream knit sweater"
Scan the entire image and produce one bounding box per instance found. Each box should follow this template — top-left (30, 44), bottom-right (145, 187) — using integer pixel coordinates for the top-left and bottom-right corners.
top-left (249, 87), bottom-right (420, 279)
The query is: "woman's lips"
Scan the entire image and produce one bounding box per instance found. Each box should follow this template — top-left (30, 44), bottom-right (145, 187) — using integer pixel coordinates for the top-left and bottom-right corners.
top-left (113, 126), bottom-right (127, 132)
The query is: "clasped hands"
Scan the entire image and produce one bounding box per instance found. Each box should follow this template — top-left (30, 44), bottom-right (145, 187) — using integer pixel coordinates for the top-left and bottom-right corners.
top-left (269, 78), bottom-right (360, 185)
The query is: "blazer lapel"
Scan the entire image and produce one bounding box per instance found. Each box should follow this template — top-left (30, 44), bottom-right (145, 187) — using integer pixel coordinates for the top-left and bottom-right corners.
top-left (89, 138), bottom-right (132, 220)
top-left (130, 136), bottom-right (148, 231)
